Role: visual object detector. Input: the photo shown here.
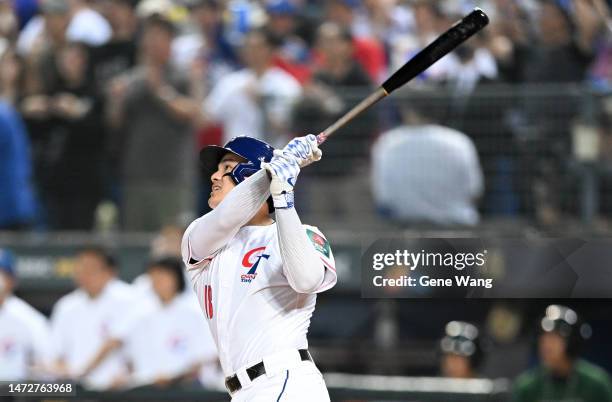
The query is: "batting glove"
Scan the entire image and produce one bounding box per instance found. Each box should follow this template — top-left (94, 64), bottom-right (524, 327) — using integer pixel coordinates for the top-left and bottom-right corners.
top-left (262, 151), bottom-right (300, 209)
top-left (281, 134), bottom-right (322, 168)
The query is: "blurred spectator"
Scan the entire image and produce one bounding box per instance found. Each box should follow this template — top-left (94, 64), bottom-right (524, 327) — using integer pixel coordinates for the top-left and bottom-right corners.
top-left (445, 36), bottom-right (498, 96)
top-left (324, 0), bottom-right (386, 82)
top-left (49, 246), bottom-right (144, 390)
top-left (0, 0), bottom-right (18, 41)
top-left (0, 46), bottom-right (24, 105)
top-left (18, 0), bottom-right (71, 101)
top-left (371, 95), bottom-right (483, 226)
top-left (512, 305), bottom-right (612, 402)
top-left (22, 42), bottom-right (104, 230)
top-left (524, 0), bottom-right (601, 83)
top-left (108, 15), bottom-right (200, 231)
top-left (80, 257), bottom-right (219, 389)
top-left (14, 0), bottom-right (39, 30)
top-left (352, 0), bottom-right (414, 49)
top-left (0, 249), bottom-right (51, 380)
top-left (172, 0), bottom-right (238, 81)
top-left (516, 1), bottom-right (604, 225)
top-left (18, 0), bottom-right (111, 59)
top-left (439, 321), bottom-right (482, 378)
top-left (388, 0), bottom-right (453, 82)
top-left (90, 0), bottom-right (139, 92)
top-left (265, 0), bottom-right (312, 83)
top-left (293, 22), bottom-right (374, 218)
top-left (172, 0), bottom-right (239, 154)
top-left (90, 0), bottom-right (139, 208)
top-left (0, 98), bottom-right (36, 230)
top-left (487, 0), bottom-right (532, 83)
top-left (65, 0), bottom-right (112, 46)
top-left (202, 27), bottom-right (302, 146)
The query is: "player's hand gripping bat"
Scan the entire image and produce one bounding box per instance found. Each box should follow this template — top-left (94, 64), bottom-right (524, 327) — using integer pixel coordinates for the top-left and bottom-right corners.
top-left (316, 8), bottom-right (490, 145)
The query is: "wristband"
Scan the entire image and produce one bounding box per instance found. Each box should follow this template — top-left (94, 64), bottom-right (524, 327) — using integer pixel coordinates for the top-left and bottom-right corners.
top-left (272, 191), bottom-right (294, 209)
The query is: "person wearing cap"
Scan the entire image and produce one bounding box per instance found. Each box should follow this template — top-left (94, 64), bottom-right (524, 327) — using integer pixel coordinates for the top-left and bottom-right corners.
top-left (512, 304), bottom-right (612, 402)
top-left (181, 133), bottom-right (337, 400)
top-left (79, 257), bottom-right (220, 389)
top-left (439, 321), bottom-right (482, 379)
top-left (0, 249), bottom-right (52, 381)
top-left (48, 246), bottom-right (146, 389)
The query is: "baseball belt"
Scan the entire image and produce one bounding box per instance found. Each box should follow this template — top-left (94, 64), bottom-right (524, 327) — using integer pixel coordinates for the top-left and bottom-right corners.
top-left (225, 349), bottom-right (312, 394)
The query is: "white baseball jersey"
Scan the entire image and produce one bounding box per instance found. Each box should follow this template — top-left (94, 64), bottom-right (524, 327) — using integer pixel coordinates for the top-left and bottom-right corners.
top-left (182, 222), bottom-right (336, 376)
top-left (5, 296), bottom-right (52, 368)
top-left (50, 279), bottom-right (144, 389)
top-left (118, 296), bottom-right (219, 387)
top-left (0, 297), bottom-right (50, 381)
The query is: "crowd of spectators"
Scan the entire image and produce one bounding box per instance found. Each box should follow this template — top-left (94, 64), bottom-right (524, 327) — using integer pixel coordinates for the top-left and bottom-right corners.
top-left (1, 0), bottom-right (612, 231)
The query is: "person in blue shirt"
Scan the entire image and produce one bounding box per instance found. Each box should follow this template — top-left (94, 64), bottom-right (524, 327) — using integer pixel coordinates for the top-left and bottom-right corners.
top-left (0, 101), bottom-right (36, 230)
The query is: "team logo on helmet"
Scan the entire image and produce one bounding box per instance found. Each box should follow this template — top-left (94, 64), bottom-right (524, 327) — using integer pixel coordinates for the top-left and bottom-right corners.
top-left (241, 247), bottom-right (270, 283)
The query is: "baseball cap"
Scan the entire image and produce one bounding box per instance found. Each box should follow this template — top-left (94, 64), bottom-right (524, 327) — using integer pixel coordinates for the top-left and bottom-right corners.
top-left (0, 249), bottom-right (16, 278)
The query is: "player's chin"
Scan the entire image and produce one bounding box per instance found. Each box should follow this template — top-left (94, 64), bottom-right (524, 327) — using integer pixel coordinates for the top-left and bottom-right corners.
top-left (208, 192), bottom-right (223, 209)
top-left (208, 196), bottom-right (219, 209)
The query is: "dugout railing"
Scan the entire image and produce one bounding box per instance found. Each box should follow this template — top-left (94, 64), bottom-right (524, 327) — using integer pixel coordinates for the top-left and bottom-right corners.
top-left (2, 376), bottom-right (510, 401)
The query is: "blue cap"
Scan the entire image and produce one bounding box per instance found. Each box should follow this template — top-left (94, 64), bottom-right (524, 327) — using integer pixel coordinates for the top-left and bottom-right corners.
top-left (0, 249), bottom-right (15, 278)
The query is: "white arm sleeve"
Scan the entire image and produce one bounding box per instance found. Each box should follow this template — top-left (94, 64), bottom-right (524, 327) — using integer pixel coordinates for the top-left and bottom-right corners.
top-left (275, 207), bottom-right (325, 294)
top-left (182, 169), bottom-right (271, 264)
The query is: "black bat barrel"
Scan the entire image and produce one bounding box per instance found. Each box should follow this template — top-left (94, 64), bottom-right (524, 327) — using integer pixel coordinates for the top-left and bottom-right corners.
top-left (381, 8), bottom-right (489, 94)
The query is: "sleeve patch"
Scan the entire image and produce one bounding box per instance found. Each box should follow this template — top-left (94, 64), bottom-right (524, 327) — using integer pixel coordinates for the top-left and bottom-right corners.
top-left (306, 229), bottom-right (330, 258)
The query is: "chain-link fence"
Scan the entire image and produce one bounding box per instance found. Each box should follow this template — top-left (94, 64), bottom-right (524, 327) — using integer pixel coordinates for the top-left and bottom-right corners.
top-left (294, 84), bottom-right (612, 230)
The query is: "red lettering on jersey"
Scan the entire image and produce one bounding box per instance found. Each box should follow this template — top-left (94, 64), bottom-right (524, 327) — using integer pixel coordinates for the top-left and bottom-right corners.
top-left (242, 246), bottom-right (267, 267)
top-left (204, 285), bottom-right (213, 319)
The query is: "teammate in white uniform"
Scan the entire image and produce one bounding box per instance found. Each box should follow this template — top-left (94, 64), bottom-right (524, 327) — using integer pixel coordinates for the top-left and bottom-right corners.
top-left (182, 135), bottom-right (337, 401)
top-left (49, 246), bottom-right (144, 390)
top-left (79, 256), bottom-right (220, 389)
top-left (0, 249), bottom-right (51, 380)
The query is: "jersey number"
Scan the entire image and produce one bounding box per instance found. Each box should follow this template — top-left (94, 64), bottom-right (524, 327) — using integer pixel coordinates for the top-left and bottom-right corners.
top-left (204, 285), bottom-right (214, 319)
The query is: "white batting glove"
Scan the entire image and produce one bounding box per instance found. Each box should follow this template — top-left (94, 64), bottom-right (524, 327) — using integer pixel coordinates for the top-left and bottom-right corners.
top-left (262, 152), bottom-right (300, 209)
top-left (281, 134), bottom-right (322, 168)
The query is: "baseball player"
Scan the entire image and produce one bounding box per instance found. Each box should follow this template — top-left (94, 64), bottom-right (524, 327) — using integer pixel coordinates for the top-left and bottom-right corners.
top-left (181, 134), bottom-right (337, 401)
top-left (79, 257), bottom-right (219, 389)
top-left (0, 249), bottom-right (51, 381)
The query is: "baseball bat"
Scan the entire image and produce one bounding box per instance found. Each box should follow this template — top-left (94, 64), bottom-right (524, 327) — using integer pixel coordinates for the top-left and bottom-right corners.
top-left (316, 8), bottom-right (489, 145)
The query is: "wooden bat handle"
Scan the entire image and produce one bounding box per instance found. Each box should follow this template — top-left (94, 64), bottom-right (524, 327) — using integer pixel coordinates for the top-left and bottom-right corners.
top-left (316, 87), bottom-right (388, 145)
